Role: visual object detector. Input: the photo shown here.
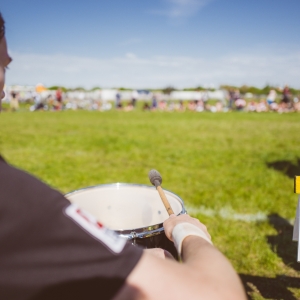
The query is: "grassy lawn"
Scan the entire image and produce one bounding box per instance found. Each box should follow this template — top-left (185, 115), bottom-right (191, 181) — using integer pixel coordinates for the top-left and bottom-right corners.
top-left (1, 110), bottom-right (300, 299)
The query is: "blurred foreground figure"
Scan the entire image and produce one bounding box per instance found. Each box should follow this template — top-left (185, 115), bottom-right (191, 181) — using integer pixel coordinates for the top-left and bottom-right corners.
top-left (0, 13), bottom-right (246, 300)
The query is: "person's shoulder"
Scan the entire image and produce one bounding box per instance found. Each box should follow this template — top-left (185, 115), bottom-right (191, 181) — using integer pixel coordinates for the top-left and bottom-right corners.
top-left (0, 155), bottom-right (68, 208)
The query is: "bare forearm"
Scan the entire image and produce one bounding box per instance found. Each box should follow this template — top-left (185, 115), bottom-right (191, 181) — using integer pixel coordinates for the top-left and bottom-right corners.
top-left (117, 215), bottom-right (247, 300)
top-left (182, 236), bottom-right (223, 265)
top-left (182, 236), bottom-right (247, 300)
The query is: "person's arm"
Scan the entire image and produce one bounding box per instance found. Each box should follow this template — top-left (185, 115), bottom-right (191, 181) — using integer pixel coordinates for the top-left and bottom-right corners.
top-left (114, 214), bottom-right (246, 300)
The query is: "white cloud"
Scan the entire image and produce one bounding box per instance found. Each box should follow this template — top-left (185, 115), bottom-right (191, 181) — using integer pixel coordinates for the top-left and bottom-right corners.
top-left (125, 52), bottom-right (137, 59)
top-left (152, 0), bottom-right (213, 18)
top-left (6, 50), bottom-right (300, 89)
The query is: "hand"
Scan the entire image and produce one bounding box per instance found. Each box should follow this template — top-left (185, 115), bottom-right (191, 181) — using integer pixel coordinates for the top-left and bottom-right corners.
top-left (163, 214), bottom-right (211, 242)
top-left (144, 248), bottom-right (175, 260)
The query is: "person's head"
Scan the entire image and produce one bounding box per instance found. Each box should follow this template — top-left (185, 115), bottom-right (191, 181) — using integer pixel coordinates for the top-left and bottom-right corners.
top-left (0, 13), bottom-right (12, 106)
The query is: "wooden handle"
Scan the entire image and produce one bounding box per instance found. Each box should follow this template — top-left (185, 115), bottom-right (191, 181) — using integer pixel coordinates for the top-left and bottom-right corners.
top-left (157, 186), bottom-right (174, 215)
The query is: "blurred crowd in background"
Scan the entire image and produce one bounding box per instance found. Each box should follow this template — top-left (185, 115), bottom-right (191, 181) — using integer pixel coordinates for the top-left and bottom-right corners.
top-left (3, 84), bottom-right (300, 114)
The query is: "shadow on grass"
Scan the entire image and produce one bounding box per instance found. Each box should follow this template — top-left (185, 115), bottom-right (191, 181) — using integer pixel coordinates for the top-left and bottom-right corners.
top-left (240, 274), bottom-right (300, 300)
top-left (267, 159), bottom-right (300, 178)
top-left (240, 214), bottom-right (300, 299)
top-left (267, 214), bottom-right (299, 272)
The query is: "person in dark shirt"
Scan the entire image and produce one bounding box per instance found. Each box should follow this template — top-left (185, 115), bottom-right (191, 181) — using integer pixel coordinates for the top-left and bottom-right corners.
top-left (0, 13), bottom-right (246, 300)
top-left (0, 155), bottom-right (143, 300)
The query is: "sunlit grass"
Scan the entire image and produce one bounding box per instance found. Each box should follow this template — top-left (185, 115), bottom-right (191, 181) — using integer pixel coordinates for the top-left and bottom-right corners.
top-left (1, 109), bottom-right (300, 299)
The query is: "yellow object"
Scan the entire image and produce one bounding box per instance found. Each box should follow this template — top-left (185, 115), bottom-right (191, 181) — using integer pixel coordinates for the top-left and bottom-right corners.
top-left (294, 176), bottom-right (300, 194)
top-left (35, 84), bottom-right (47, 93)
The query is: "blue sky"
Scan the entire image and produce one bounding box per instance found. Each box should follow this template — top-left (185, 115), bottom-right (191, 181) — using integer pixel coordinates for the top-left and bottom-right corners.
top-left (2, 0), bottom-right (300, 89)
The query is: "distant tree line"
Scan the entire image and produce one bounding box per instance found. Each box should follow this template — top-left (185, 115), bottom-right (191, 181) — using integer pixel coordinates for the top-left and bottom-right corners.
top-left (220, 85), bottom-right (300, 96)
top-left (48, 86), bottom-right (101, 92)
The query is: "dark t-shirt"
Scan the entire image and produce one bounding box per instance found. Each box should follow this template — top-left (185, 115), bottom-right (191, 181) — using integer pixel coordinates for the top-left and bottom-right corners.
top-left (0, 156), bottom-right (143, 300)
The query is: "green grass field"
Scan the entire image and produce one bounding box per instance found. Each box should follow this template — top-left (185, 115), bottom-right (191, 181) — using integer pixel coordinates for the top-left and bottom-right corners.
top-left (1, 110), bottom-right (300, 299)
